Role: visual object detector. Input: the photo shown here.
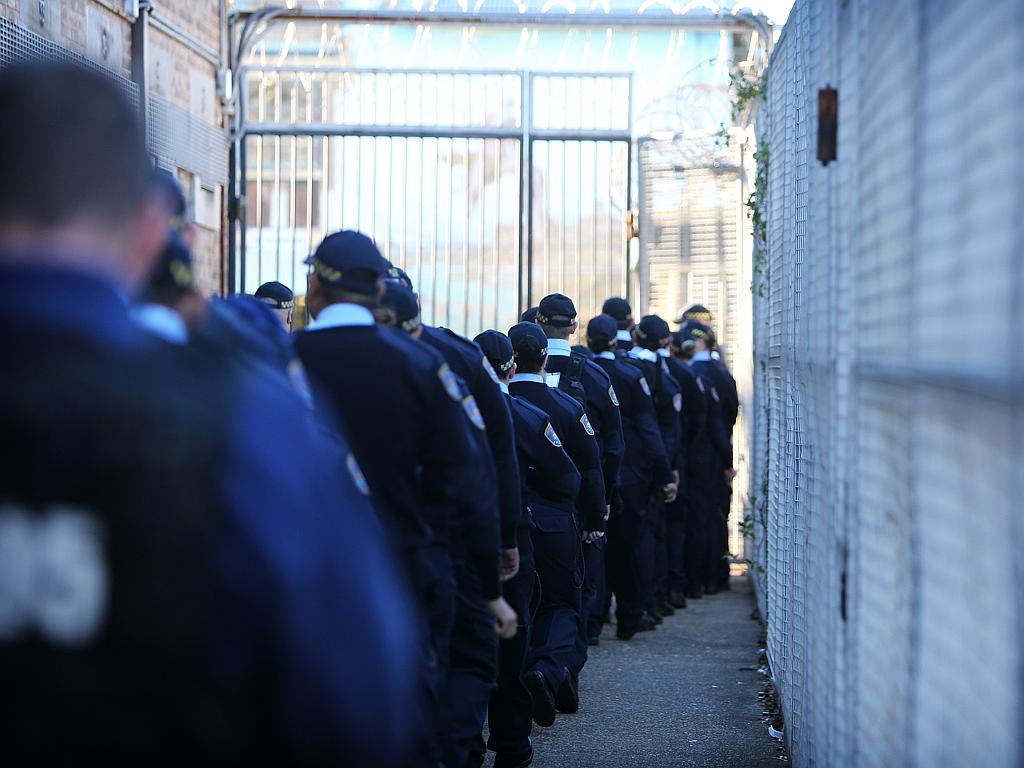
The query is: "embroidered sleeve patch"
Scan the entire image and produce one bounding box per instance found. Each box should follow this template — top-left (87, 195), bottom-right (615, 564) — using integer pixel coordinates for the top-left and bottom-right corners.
top-left (608, 385), bottom-right (619, 407)
top-left (639, 377), bottom-right (651, 397)
top-left (463, 395), bottom-right (486, 430)
top-left (544, 423), bottom-right (562, 447)
top-left (346, 452), bottom-right (371, 496)
top-left (711, 387), bottom-right (720, 402)
top-left (696, 377), bottom-right (706, 393)
top-left (482, 357), bottom-right (501, 385)
top-left (580, 412), bottom-right (595, 436)
top-left (673, 393), bottom-right (683, 412)
top-left (438, 363), bottom-right (463, 401)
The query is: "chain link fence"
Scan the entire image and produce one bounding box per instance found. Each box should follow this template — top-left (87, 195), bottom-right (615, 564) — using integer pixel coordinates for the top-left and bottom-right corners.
top-left (749, 0), bottom-right (1024, 765)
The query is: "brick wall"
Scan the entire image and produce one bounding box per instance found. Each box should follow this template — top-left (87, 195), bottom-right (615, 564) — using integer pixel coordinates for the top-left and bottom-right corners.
top-left (1, 0), bottom-right (225, 295)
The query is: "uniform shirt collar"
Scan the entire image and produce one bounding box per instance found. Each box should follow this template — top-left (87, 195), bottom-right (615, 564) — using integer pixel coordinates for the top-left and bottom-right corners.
top-left (656, 348), bottom-right (670, 358)
top-left (498, 381), bottom-right (510, 394)
top-left (133, 303), bottom-right (188, 345)
top-left (597, 351), bottom-right (616, 360)
top-left (711, 350), bottom-right (721, 360)
top-left (628, 347), bottom-right (658, 363)
top-left (692, 350), bottom-right (713, 362)
top-left (308, 302), bottom-right (375, 330)
top-left (546, 337), bottom-right (571, 357)
top-left (511, 372), bottom-right (546, 385)
top-left (616, 329), bottom-right (632, 343)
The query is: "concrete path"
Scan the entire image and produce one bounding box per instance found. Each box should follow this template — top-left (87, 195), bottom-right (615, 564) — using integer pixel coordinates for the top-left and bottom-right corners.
top-left (488, 576), bottom-right (782, 768)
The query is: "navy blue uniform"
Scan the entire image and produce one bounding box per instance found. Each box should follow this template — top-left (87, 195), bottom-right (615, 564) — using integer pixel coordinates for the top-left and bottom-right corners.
top-left (294, 311), bottom-right (501, 766)
top-left (508, 375), bottom-right (604, 694)
top-left (487, 392), bottom-right (581, 763)
top-left (545, 340), bottom-right (623, 673)
top-left (592, 352), bottom-right (672, 635)
top-left (0, 266), bottom-right (418, 765)
top-left (417, 325), bottom-right (521, 768)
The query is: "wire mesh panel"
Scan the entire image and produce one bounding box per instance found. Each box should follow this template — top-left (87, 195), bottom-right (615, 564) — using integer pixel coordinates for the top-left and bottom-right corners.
top-left (754, 0), bottom-right (1024, 766)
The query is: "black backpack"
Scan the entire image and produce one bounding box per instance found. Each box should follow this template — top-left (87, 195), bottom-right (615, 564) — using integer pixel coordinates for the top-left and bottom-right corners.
top-left (556, 350), bottom-right (589, 410)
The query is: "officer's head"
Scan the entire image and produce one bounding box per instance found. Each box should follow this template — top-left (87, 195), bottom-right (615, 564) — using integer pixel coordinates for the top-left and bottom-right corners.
top-left (151, 168), bottom-right (197, 251)
top-left (378, 281), bottom-right (422, 335)
top-left (141, 229), bottom-right (208, 330)
top-left (473, 330), bottom-right (516, 383)
top-left (675, 303), bottom-right (714, 326)
top-left (634, 315), bottom-right (671, 353)
top-left (586, 313), bottom-right (618, 354)
top-left (508, 322), bottom-right (548, 374)
top-left (255, 281), bottom-right (295, 331)
top-left (602, 297), bottom-right (633, 331)
top-left (520, 306), bottom-right (540, 323)
top-left (305, 230), bottom-right (388, 319)
top-left (536, 293), bottom-right (577, 339)
top-left (677, 320), bottom-right (712, 352)
top-left (0, 61), bottom-right (169, 294)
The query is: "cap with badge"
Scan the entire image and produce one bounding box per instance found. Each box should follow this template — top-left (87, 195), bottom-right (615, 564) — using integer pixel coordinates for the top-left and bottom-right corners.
top-left (152, 168), bottom-right (188, 234)
top-left (675, 303), bottom-right (713, 324)
top-left (508, 321), bottom-right (549, 365)
top-left (255, 281), bottom-right (295, 310)
top-left (602, 297), bottom-right (632, 324)
top-left (635, 314), bottom-right (671, 343)
top-left (146, 229), bottom-right (194, 297)
top-left (536, 293), bottom-right (577, 327)
top-left (586, 313), bottom-right (618, 344)
top-left (473, 330), bottom-right (516, 379)
top-left (305, 230), bottom-right (388, 295)
top-left (520, 306), bottom-right (540, 323)
top-left (385, 263), bottom-right (414, 290)
top-left (380, 281), bottom-right (421, 332)
top-left (677, 319), bottom-right (712, 342)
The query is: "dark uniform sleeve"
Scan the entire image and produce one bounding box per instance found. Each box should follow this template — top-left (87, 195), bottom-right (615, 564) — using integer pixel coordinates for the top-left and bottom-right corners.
top-left (523, 418), bottom-right (582, 504)
top-left (220, 377), bottom-right (419, 765)
top-left (470, 360), bottom-right (523, 550)
top-left (704, 383), bottom-right (733, 469)
top-left (420, 364), bottom-right (502, 600)
top-left (631, 372), bottom-right (673, 486)
top-left (592, 364), bottom-right (624, 506)
top-left (680, 371), bottom-right (707, 455)
top-left (559, 400), bottom-right (607, 533)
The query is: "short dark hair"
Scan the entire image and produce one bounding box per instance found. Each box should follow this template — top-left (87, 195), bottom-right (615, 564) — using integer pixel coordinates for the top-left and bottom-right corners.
top-left (0, 61), bottom-right (152, 228)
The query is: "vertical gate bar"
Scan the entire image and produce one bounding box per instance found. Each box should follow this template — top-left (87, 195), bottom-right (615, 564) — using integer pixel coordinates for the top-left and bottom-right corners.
top-left (519, 72), bottom-right (531, 313)
top-left (433, 137), bottom-right (442, 326)
top-left (272, 135), bottom-right (282, 288)
top-left (478, 138), bottom-right (486, 333)
top-left (340, 137), bottom-right (347, 231)
top-left (253, 135), bottom-right (262, 294)
top-left (446, 137), bottom-right (455, 328)
top-left (289, 89), bottom-right (298, 287)
top-left (418, 138), bottom-right (426, 313)
top-left (576, 139), bottom-right (583, 316)
top-left (356, 135), bottom-right (362, 233)
top-left (591, 140), bottom-right (598, 315)
top-left (493, 139), bottom-right (501, 330)
top-left (386, 136), bottom-right (393, 263)
top-left (624, 137), bottom-right (633, 306)
top-left (560, 140), bottom-right (566, 297)
top-left (304, 133), bottom-right (313, 290)
top-left (401, 137), bottom-right (408, 268)
top-left (463, 138), bottom-right (472, 334)
top-left (607, 141), bottom-right (614, 306)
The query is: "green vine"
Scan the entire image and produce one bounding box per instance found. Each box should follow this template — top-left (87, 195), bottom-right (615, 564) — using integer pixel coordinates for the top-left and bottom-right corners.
top-left (748, 140), bottom-right (769, 298)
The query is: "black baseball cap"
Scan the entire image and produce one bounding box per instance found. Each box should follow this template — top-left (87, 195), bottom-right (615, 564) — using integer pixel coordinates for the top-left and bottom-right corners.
top-left (520, 306), bottom-right (540, 323)
top-left (636, 314), bottom-right (671, 342)
top-left (146, 229), bottom-right (194, 296)
top-left (385, 263), bottom-right (414, 290)
top-left (602, 297), bottom-right (632, 323)
top-left (677, 319), bottom-right (712, 343)
top-left (508, 321), bottom-right (549, 363)
top-left (473, 330), bottom-right (516, 377)
top-left (586, 313), bottom-right (618, 343)
top-left (255, 281), bottom-right (294, 310)
top-left (379, 281), bottom-right (421, 332)
top-left (305, 230), bottom-right (388, 294)
top-left (676, 303), bottom-right (713, 324)
top-left (537, 293), bottom-right (577, 327)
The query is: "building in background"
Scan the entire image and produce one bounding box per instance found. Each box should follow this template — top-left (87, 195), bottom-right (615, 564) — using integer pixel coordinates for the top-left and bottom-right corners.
top-left (0, 0), bottom-right (228, 294)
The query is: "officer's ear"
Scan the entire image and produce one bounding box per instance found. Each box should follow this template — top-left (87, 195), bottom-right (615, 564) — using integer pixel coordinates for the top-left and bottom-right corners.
top-left (123, 194), bottom-right (172, 297)
top-left (569, 320), bottom-right (578, 334)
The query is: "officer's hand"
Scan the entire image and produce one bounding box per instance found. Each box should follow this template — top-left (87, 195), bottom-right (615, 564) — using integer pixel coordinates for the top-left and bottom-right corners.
top-left (672, 470), bottom-right (680, 487)
top-left (663, 482), bottom-right (678, 503)
top-left (605, 504), bottom-right (611, 523)
top-left (582, 530), bottom-right (605, 544)
top-left (486, 597), bottom-right (518, 639)
top-left (500, 547), bottom-right (520, 582)
top-left (724, 468), bottom-right (738, 485)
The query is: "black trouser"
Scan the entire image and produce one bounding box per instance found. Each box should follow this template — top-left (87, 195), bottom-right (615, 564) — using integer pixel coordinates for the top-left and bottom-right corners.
top-left (526, 510), bottom-right (581, 690)
top-left (437, 558), bottom-right (498, 768)
top-left (684, 476), bottom-right (717, 592)
top-left (649, 501), bottom-right (669, 611)
top-left (665, 493), bottom-right (688, 596)
top-left (486, 528), bottom-right (536, 763)
top-left (607, 482), bottom-right (650, 635)
top-left (565, 536), bottom-right (603, 675)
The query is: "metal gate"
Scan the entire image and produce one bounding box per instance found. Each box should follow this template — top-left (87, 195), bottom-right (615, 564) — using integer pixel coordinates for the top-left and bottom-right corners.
top-left (234, 67), bottom-right (630, 337)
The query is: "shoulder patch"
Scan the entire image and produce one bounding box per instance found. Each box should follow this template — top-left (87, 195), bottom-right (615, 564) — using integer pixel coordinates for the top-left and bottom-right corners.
top-left (608, 384), bottom-right (619, 407)
top-left (673, 392), bottom-right (683, 412)
top-left (346, 453), bottom-right (371, 496)
top-left (544, 422), bottom-right (563, 447)
top-left (463, 395), bottom-right (486, 430)
top-left (580, 412), bottom-right (595, 436)
top-left (697, 377), bottom-right (706, 393)
top-left (482, 357), bottom-right (501, 385)
top-left (711, 387), bottom-right (720, 402)
top-left (438, 363), bottom-right (462, 401)
top-left (639, 377), bottom-right (652, 397)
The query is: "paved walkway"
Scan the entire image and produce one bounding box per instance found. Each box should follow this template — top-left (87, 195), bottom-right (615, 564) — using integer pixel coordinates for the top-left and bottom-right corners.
top-left (488, 576), bottom-right (781, 768)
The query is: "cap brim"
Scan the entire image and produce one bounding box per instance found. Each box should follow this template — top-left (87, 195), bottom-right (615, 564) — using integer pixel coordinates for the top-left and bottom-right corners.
top-left (303, 253), bottom-right (315, 265)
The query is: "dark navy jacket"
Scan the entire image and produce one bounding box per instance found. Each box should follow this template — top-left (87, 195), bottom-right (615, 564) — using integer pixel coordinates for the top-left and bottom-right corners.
top-left (504, 390), bottom-right (581, 528)
top-left (508, 374), bottom-right (606, 534)
top-left (591, 352), bottom-right (671, 489)
top-left (0, 264), bottom-right (417, 764)
top-left (294, 310), bottom-right (502, 600)
top-left (420, 325), bottom-right (522, 550)
top-left (685, 361), bottom-right (733, 481)
top-left (626, 348), bottom-right (682, 468)
top-left (544, 339), bottom-right (624, 505)
top-left (692, 350), bottom-right (738, 437)
top-left (665, 355), bottom-right (707, 478)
